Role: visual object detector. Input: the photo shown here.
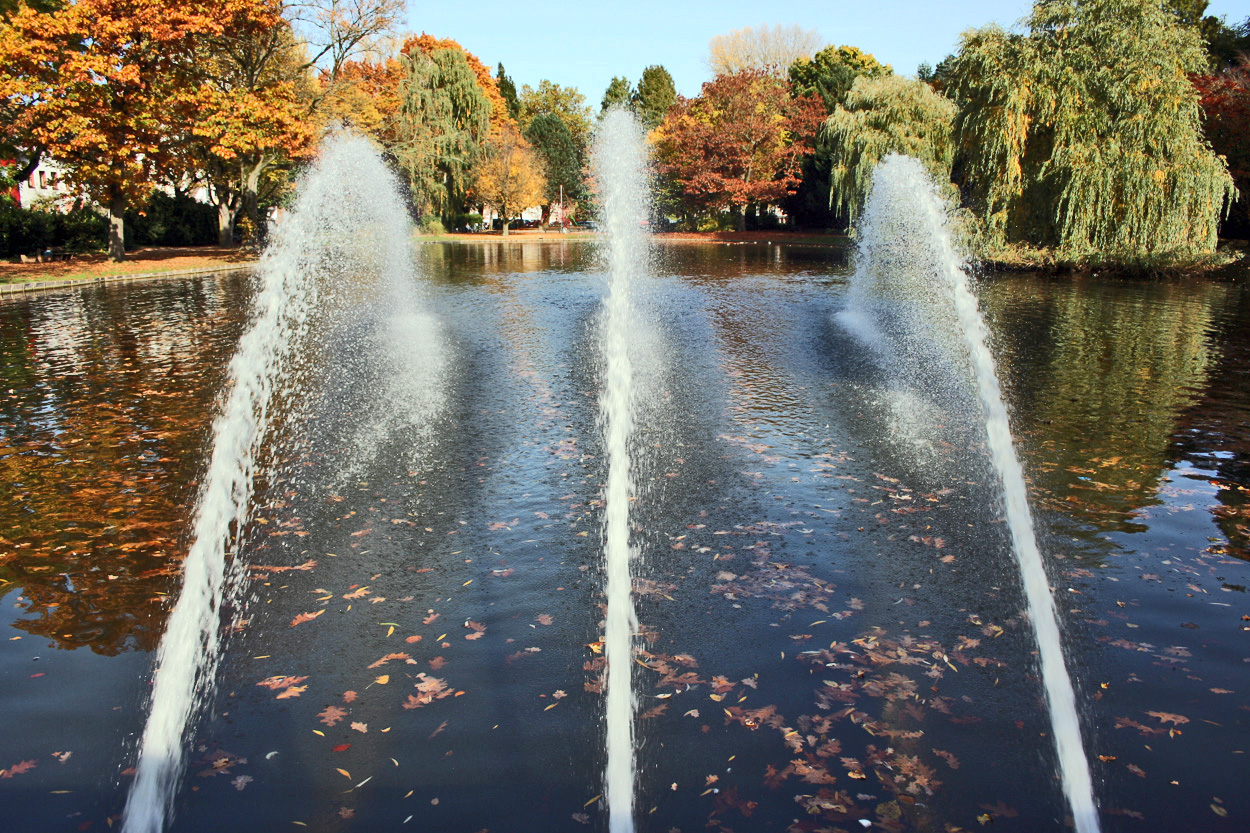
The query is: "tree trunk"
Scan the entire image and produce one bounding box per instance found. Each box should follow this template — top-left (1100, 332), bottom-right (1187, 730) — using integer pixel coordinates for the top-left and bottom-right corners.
top-left (735, 204), bottom-right (746, 232)
top-left (501, 205), bottom-right (509, 236)
top-left (216, 201), bottom-right (235, 247)
top-left (107, 191), bottom-right (126, 262)
top-left (242, 157), bottom-right (265, 245)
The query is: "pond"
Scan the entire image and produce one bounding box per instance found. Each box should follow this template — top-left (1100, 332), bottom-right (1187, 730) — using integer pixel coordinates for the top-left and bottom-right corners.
top-left (1, 240), bottom-right (1247, 832)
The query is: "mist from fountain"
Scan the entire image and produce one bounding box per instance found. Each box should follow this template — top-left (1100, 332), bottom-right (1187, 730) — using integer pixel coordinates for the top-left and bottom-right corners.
top-left (841, 153), bottom-right (1101, 833)
top-left (592, 108), bottom-right (650, 833)
top-left (121, 134), bottom-right (437, 833)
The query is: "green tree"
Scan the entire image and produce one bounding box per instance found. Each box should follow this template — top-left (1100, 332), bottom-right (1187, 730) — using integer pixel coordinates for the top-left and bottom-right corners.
top-left (825, 75), bottom-right (956, 223)
top-left (949, 0), bottom-right (1235, 265)
top-left (600, 76), bottom-right (634, 114)
top-left (496, 62), bottom-right (521, 120)
top-left (394, 47), bottom-right (492, 223)
top-left (784, 44), bottom-right (891, 229)
top-left (631, 65), bottom-right (675, 128)
top-left (788, 44), bottom-right (891, 113)
top-left (519, 80), bottom-right (593, 157)
top-left (524, 112), bottom-right (583, 218)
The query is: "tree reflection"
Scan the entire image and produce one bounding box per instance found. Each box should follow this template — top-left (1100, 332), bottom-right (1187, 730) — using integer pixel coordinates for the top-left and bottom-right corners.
top-left (983, 276), bottom-right (1231, 535)
top-left (0, 275), bottom-right (253, 654)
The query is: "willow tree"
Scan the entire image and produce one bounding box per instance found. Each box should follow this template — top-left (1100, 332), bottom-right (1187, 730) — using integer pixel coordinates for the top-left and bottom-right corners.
top-left (949, 0), bottom-right (1236, 264)
top-left (394, 47), bottom-right (492, 223)
top-left (825, 75), bottom-right (956, 223)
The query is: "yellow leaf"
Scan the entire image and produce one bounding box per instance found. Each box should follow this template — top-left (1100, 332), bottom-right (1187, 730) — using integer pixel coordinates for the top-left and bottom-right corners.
top-left (375, 675), bottom-right (389, 685)
top-left (336, 768), bottom-right (351, 779)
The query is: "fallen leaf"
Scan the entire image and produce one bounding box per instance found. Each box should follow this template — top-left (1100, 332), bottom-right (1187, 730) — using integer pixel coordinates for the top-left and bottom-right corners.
top-left (367, 652), bottom-right (412, 669)
top-left (351, 722), bottom-right (367, 734)
top-left (374, 675), bottom-right (389, 685)
top-left (290, 610), bottom-right (325, 627)
top-left (317, 706), bottom-right (348, 727)
top-left (1146, 710), bottom-right (1190, 726)
top-left (0, 760), bottom-right (37, 778)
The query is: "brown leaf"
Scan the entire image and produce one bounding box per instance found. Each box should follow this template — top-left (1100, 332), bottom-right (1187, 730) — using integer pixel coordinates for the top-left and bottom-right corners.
top-left (317, 705), bottom-right (349, 726)
top-left (0, 760), bottom-right (37, 778)
top-left (290, 610), bottom-right (325, 627)
top-left (1146, 710), bottom-right (1190, 726)
top-left (367, 652), bottom-right (412, 669)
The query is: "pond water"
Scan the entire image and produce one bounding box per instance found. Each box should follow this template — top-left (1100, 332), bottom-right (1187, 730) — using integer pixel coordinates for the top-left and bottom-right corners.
top-left (1, 241), bottom-right (1247, 832)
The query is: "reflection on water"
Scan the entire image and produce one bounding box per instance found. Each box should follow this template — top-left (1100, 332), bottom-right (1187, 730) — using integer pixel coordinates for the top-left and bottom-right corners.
top-left (981, 276), bottom-right (1243, 550)
top-left (1, 245), bottom-right (1248, 832)
top-left (0, 274), bottom-right (255, 654)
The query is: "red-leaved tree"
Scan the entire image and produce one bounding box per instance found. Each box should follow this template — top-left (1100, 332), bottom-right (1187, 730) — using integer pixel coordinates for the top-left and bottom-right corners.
top-left (1194, 59), bottom-right (1250, 237)
top-left (654, 70), bottom-right (824, 230)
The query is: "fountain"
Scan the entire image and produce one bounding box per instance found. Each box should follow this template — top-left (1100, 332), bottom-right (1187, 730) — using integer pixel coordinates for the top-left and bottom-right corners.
top-left (112, 135), bottom-right (1096, 833)
top-left (592, 108), bottom-right (650, 833)
top-left (842, 153), bottom-right (1100, 833)
top-left (120, 134), bottom-right (438, 833)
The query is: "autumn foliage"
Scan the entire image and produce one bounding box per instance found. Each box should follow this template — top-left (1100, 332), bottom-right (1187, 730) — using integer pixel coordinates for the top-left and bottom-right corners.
top-left (654, 70), bottom-right (824, 230)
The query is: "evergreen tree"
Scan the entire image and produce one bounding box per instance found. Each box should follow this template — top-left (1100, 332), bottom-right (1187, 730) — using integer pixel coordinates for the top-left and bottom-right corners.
top-left (496, 62), bottom-right (521, 120)
top-left (788, 45), bottom-right (891, 113)
top-left (949, 0), bottom-right (1235, 264)
top-left (524, 112), bottom-right (583, 213)
top-left (395, 48), bottom-right (491, 223)
top-left (600, 76), bottom-right (634, 114)
top-left (631, 65), bottom-right (675, 128)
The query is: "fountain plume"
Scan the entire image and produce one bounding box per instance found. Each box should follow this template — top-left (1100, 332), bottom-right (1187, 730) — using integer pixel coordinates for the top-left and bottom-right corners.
top-left (592, 108), bottom-right (650, 833)
top-left (844, 153), bottom-right (1101, 833)
top-left (121, 133), bottom-right (430, 833)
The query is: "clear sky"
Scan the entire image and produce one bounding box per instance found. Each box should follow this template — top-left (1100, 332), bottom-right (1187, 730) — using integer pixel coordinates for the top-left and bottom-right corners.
top-left (403, 0), bottom-right (1250, 106)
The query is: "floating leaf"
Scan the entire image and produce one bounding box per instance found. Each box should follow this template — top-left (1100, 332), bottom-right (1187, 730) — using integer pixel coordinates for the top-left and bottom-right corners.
top-left (317, 706), bottom-right (348, 727)
top-left (289, 610), bottom-right (324, 628)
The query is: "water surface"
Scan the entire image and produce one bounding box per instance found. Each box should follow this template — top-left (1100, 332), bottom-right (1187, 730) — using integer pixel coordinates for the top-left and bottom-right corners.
top-left (1, 243), bottom-right (1247, 832)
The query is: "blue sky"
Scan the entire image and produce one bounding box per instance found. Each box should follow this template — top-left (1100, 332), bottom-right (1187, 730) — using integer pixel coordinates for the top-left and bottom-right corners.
top-left (404, 0), bottom-right (1250, 105)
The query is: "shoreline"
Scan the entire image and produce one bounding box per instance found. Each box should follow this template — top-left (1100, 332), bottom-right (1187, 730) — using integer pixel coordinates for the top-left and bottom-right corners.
top-left (3, 233), bottom-right (1243, 294)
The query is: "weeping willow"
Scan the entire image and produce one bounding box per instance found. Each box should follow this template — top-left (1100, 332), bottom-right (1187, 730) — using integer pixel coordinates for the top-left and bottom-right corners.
top-left (825, 75), bottom-right (957, 222)
top-left (949, 0), bottom-right (1236, 264)
top-left (394, 48), bottom-right (491, 222)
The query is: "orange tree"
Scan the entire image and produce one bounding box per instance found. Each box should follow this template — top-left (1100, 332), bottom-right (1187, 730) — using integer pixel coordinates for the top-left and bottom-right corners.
top-left (0, 0), bottom-right (280, 259)
top-left (471, 124), bottom-right (545, 235)
top-left (653, 70), bottom-right (824, 230)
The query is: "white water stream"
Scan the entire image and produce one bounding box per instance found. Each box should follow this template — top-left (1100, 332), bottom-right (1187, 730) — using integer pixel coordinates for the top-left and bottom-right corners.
top-left (121, 135), bottom-right (427, 833)
top-left (593, 109), bottom-right (650, 833)
top-left (847, 154), bottom-right (1101, 833)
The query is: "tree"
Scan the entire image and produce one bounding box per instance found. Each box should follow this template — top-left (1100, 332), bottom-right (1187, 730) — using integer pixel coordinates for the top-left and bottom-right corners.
top-left (187, 20), bottom-right (318, 246)
top-left (784, 44), bottom-right (892, 228)
top-left (472, 125), bottom-right (545, 236)
top-left (654, 70), bottom-right (824, 230)
top-left (708, 24), bottom-right (823, 77)
top-left (948, 0), bottom-right (1235, 264)
top-left (631, 65), bottom-right (675, 129)
top-left (788, 44), bottom-right (891, 112)
top-left (524, 112), bottom-right (582, 219)
top-left (496, 62), bottom-right (521, 120)
top-left (393, 47), bottom-right (491, 223)
top-left (403, 35), bottom-right (510, 128)
top-left (518, 80), bottom-right (592, 158)
top-left (600, 76), bottom-right (634, 114)
top-left (0, 0), bottom-right (284, 260)
top-left (320, 56), bottom-right (405, 144)
top-left (1194, 58), bottom-right (1250, 236)
top-left (824, 75), bottom-right (957, 222)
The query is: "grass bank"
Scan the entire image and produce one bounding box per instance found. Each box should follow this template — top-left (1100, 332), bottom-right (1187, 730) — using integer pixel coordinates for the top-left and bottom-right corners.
top-left (0, 246), bottom-right (257, 294)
